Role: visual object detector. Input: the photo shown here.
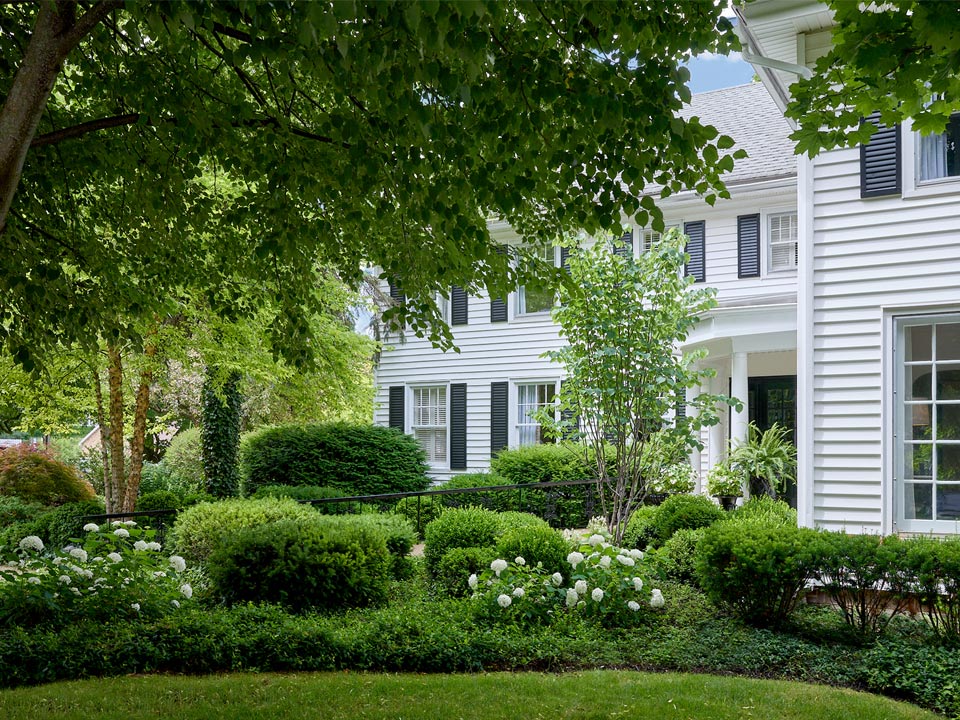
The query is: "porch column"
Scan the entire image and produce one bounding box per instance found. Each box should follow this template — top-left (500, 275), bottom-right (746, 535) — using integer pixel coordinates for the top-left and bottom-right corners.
top-left (730, 351), bottom-right (750, 450)
top-left (685, 383), bottom-right (702, 493)
top-left (708, 373), bottom-right (724, 472)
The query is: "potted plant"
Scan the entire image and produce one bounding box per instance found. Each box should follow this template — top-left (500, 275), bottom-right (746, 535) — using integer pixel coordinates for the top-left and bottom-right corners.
top-left (647, 462), bottom-right (697, 504)
top-left (706, 461), bottom-right (744, 511)
top-left (728, 422), bottom-right (796, 501)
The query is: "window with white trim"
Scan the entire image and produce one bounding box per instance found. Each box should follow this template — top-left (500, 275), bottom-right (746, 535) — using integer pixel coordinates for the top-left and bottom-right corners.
top-left (640, 224), bottom-right (680, 252)
top-left (896, 315), bottom-right (960, 529)
top-left (436, 292), bottom-right (450, 324)
top-left (412, 386), bottom-right (447, 464)
top-left (516, 382), bottom-right (557, 445)
top-left (517, 245), bottom-right (558, 315)
top-left (918, 113), bottom-right (960, 182)
top-left (767, 211), bottom-right (798, 272)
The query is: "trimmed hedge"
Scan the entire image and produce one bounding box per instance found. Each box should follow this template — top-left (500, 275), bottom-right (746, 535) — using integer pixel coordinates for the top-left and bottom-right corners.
top-left (241, 423), bottom-right (429, 496)
top-left (0, 446), bottom-right (95, 506)
top-left (435, 546), bottom-right (496, 597)
top-left (494, 524), bottom-right (569, 574)
top-left (490, 443), bottom-right (592, 483)
top-left (647, 494), bottom-right (724, 548)
top-left (622, 505), bottom-right (660, 550)
top-left (169, 497), bottom-right (320, 564)
top-left (207, 517), bottom-right (392, 611)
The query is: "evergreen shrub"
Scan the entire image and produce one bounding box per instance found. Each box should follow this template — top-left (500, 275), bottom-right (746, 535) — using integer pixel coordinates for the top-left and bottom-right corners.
top-left (622, 505), bottom-right (660, 550)
top-left (435, 546), bottom-right (496, 597)
top-left (732, 495), bottom-right (797, 526)
top-left (494, 524), bottom-right (569, 574)
top-left (651, 527), bottom-right (707, 586)
top-left (905, 536), bottom-right (960, 644)
top-left (160, 428), bottom-right (205, 496)
top-left (424, 507), bottom-right (502, 576)
top-left (207, 516), bottom-right (391, 612)
top-left (647, 494), bottom-right (724, 548)
top-left (168, 497), bottom-right (319, 564)
top-left (136, 490), bottom-right (182, 512)
top-left (0, 446), bottom-right (95, 506)
top-left (44, 499), bottom-right (107, 548)
top-left (0, 496), bottom-right (43, 528)
top-left (241, 423), bottom-right (429, 496)
top-left (489, 443), bottom-right (591, 483)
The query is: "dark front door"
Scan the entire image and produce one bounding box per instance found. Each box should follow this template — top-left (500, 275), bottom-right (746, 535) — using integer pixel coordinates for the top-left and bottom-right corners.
top-left (748, 375), bottom-right (798, 508)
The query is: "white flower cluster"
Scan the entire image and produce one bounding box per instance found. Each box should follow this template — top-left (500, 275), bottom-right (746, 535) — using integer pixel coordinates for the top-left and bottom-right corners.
top-left (18, 536), bottom-right (44, 552)
top-left (490, 558), bottom-right (508, 577)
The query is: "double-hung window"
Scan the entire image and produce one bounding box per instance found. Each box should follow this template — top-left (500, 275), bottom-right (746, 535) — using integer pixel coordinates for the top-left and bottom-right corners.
top-left (767, 211), bottom-right (798, 272)
top-left (640, 224), bottom-right (680, 253)
top-left (517, 245), bottom-right (557, 315)
top-left (412, 386), bottom-right (447, 464)
top-left (516, 382), bottom-right (557, 445)
top-left (918, 113), bottom-right (960, 183)
top-left (896, 315), bottom-right (960, 530)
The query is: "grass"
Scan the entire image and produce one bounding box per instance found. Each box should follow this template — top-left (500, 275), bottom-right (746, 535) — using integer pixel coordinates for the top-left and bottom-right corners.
top-left (0, 671), bottom-right (938, 720)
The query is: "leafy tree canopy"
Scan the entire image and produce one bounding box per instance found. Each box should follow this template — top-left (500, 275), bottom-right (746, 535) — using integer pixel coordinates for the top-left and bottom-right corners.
top-left (788, 0), bottom-right (960, 154)
top-left (1, 1), bottom-right (740, 365)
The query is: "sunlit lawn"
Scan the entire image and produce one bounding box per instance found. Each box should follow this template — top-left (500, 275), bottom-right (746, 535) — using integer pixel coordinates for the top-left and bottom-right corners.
top-left (0, 670), bottom-right (938, 720)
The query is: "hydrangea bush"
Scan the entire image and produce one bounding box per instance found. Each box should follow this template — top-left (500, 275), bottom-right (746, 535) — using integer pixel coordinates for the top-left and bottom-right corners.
top-left (469, 531), bottom-right (664, 629)
top-left (0, 521), bottom-right (193, 628)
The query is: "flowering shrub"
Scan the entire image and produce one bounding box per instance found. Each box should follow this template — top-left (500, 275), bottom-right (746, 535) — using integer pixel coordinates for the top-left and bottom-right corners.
top-left (647, 462), bottom-right (697, 495)
top-left (470, 531), bottom-right (664, 629)
top-left (0, 522), bottom-right (193, 628)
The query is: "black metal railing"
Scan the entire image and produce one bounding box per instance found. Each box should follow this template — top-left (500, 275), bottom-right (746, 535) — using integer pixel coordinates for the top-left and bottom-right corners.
top-left (81, 509), bottom-right (178, 545)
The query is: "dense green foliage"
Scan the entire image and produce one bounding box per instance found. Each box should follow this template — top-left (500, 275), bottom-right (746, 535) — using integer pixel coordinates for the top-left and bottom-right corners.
top-left (241, 423), bottom-right (428, 496)
top-left (904, 536), bottom-right (960, 644)
top-left (423, 507), bottom-right (504, 577)
top-left (135, 490), bottom-right (183, 513)
top-left (207, 517), bottom-right (391, 612)
top-left (251, 484), bottom-right (349, 515)
top-left (494, 524), bottom-right (569, 575)
top-left (647, 494), bottom-right (725, 549)
top-left (168, 497), bottom-right (319, 564)
top-left (0, 495), bottom-right (42, 528)
top-left (733, 495), bottom-right (798, 526)
top-left (490, 445), bottom-right (593, 484)
top-left (695, 519), bottom-right (822, 628)
top-left (435, 546), bottom-right (496, 598)
top-left (0, 446), bottom-right (95, 506)
top-left (160, 429), bottom-right (205, 497)
top-left (622, 505), bottom-right (661, 550)
top-left (44, 499), bottom-right (107, 548)
top-left (651, 527), bottom-right (707, 586)
top-left (201, 369), bottom-right (242, 498)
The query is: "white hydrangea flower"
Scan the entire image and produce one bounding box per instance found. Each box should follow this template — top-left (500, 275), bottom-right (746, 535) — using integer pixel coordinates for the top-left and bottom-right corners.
top-left (490, 558), bottom-right (508, 576)
top-left (514, 556), bottom-right (526, 566)
top-left (496, 593), bottom-right (512, 608)
top-left (131, 603), bottom-right (140, 612)
top-left (574, 580), bottom-right (588, 595)
top-left (153, 571), bottom-right (168, 578)
top-left (628, 600), bottom-right (641, 612)
top-left (134, 540), bottom-right (148, 551)
top-left (591, 587), bottom-right (604, 602)
top-left (598, 555), bottom-right (611, 569)
top-left (58, 575), bottom-right (71, 585)
top-left (616, 555), bottom-right (635, 567)
top-left (180, 583), bottom-right (193, 599)
top-left (169, 555), bottom-right (187, 573)
top-left (18, 536), bottom-right (44, 552)
top-left (111, 521), bottom-right (124, 527)
top-left (107, 552), bottom-right (123, 563)
top-left (171, 599), bottom-right (180, 609)
top-left (123, 520), bottom-right (137, 527)
top-left (632, 577), bottom-right (644, 591)
top-left (468, 574), bottom-right (478, 590)
top-left (588, 534), bottom-right (605, 546)
top-left (69, 547), bottom-right (88, 562)
top-left (52, 556), bottom-right (63, 565)
top-left (512, 586), bottom-right (525, 598)
top-left (82, 523), bottom-right (100, 533)
top-left (566, 551), bottom-right (584, 568)
top-left (93, 557), bottom-right (103, 563)
top-left (551, 572), bottom-right (563, 586)
top-left (113, 528), bottom-right (130, 538)
top-left (601, 542), bottom-right (611, 550)
top-left (146, 542), bottom-right (162, 551)
top-left (565, 588), bottom-right (579, 608)
top-left (70, 586), bottom-right (81, 596)
top-left (629, 549), bottom-right (644, 560)
top-left (26, 576), bottom-right (41, 585)
top-left (650, 588), bottom-right (665, 608)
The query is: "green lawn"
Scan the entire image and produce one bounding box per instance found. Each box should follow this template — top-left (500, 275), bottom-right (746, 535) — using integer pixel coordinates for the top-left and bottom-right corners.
top-left (0, 671), bottom-right (937, 720)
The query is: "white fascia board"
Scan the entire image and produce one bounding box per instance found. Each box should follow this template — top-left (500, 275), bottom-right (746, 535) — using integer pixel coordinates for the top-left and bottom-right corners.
top-left (683, 303), bottom-right (797, 351)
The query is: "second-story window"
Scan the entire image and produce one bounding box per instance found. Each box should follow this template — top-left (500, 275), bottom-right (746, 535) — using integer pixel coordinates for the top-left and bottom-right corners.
top-left (517, 382), bottom-right (557, 445)
top-left (768, 211), bottom-right (798, 272)
top-left (412, 386), bottom-right (447, 464)
top-left (517, 245), bottom-right (557, 315)
top-left (641, 224), bottom-right (679, 253)
top-left (919, 113), bottom-right (960, 182)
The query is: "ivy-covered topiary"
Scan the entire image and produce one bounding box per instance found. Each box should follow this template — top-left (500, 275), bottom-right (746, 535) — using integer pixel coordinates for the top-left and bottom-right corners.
top-left (241, 423), bottom-right (429, 496)
top-left (201, 369), bottom-right (242, 498)
top-left (0, 445), bottom-right (95, 507)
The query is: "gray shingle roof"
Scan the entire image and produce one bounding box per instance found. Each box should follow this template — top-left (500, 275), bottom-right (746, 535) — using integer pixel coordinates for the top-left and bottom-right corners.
top-left (682, 81), bottom-right (796, 185)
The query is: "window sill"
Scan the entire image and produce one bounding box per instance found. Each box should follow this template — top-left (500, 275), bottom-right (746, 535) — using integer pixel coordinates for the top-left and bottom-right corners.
top-left (512, 310), bottom-right (554, 323)
top-left (903, 175), bottom-right (960, 201)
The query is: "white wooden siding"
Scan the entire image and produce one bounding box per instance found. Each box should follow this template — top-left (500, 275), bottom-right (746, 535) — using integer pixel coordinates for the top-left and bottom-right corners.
top-left (810, 136), bottom-right (960, 533)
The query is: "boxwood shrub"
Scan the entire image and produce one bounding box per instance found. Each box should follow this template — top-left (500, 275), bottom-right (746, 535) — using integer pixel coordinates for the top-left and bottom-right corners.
top-left (495, 524), bottom-right (569, 574)
top-left (647, 494), bottom-right (724, 548)
top-left (207, 516), bottom-right (392, 612)
top-left (241, 423), bottom-right (429, 496)
top-left (435, 546), bottom-right (496, 597)
top-left (489, 443), bottom-right (592, 483)
top-left (168, 497), bottom-right (320, 564)
top-left (622, 505), bottom-right (660, 550)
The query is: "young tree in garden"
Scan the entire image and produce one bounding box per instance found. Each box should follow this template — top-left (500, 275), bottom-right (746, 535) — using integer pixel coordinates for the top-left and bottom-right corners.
top-left (544, 231), bottom-right (734, 544)
top-left (1, 1), bottom-right (742, 367)
top-left (784, 1), bottom-right (960, 154)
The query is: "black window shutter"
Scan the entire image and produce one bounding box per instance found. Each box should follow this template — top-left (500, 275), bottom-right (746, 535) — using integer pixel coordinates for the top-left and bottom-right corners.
top-left (613, 229), bottom-right (633, 258)
top-left (860, 112), bottom-right (901, 198)
top-left (450, 383), bottom-right (467, 470)
top-left (490, 296), bottom-right (508, 323)
top-left (451, 286), bottom-right (468, 326)
top-left (559, 379), bottom-right (579, 439)
top-left (560, 246), bottom-right (571, 269)
top-left (490, 381), bottom-right (509, 454)
top-left (737, 214), bottom-right (761, 279)
top-left (388, 280), bottom-right (405, 306)
top-left (684, 220), bottom-right (706, 283)
top-left (388, 386), bottom-right (405, 430)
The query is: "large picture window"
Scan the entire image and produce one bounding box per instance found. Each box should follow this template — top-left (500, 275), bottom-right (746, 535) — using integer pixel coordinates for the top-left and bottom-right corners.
top-left (897, 315), bottom-right (960, 529)
top-left (412, 386), bottom-right (447, 464)
top-left (516, 382), bottom-right (557, 445)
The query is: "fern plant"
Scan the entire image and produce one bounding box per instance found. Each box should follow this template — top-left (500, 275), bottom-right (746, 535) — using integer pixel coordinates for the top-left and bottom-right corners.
top-left (728, 423), bottom-right (796, 500)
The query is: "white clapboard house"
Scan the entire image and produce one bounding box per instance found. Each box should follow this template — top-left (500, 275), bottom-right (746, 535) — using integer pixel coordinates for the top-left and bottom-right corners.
top-left (735, 0), bottom-right (960, 535)
top-left (373, 81), bottom-right (802, 500)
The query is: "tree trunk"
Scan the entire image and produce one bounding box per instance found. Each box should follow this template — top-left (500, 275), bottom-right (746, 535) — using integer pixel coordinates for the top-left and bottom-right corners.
top-left (105, 343), bottom-right (126, 514)
top-left (91, 364), bottom-right (112, 502)
top-left (122, 341), bottom-right (157, 512)
top-left (0, 1), bottom-right (119, 233)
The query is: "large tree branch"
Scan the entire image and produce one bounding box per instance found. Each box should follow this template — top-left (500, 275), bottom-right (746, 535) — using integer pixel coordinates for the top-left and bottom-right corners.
top-left (31, 112), bottom-right (140, 147)
top-left (63, 0), bottom-right (123, 48)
